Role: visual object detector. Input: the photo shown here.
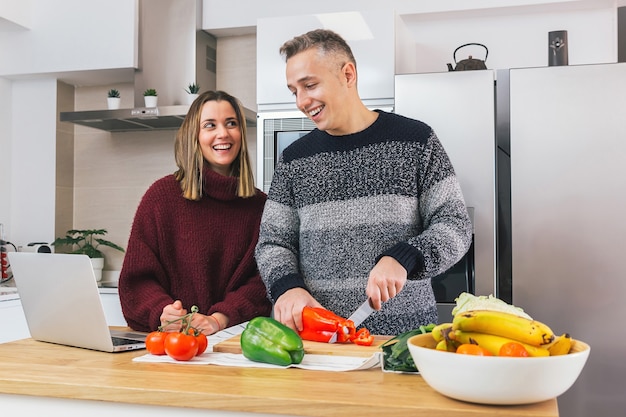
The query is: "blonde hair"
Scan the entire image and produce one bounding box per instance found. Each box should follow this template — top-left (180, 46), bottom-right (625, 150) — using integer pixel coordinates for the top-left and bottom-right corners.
top-left (174, 90), bottom-right (256, 200)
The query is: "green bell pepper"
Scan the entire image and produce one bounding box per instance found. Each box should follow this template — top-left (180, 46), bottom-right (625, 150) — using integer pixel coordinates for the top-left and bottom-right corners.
top-left (240, 317), bottom-right (305, 366)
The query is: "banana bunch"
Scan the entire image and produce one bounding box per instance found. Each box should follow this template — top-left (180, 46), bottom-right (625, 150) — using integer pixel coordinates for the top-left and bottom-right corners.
top-left (433, 310), bottom-right (573, 357)
top-left (544, 333), bottom-right (573, 356)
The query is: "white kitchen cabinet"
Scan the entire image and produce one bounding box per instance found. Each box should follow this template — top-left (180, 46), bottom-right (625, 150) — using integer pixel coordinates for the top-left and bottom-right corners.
top-left (0, 297), bottom-right (30, 343)
top-left (0, 1), bottom-right (137, 79)
top-left (205, 0), bottom-right (611, 36)
top-left (256, 9), bottom-right (396, 111)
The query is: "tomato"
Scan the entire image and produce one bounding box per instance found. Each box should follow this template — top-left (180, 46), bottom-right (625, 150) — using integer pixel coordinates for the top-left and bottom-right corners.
top-left (186, 328), bottom-right (208, 355)
top-left (145, 331), bottom-right (167, 355)
top-left (456, 343), bottom-right (493, 356)
top-left (195, 333), bottom-right (208, 355)
top-left (498, 341), bottom-right (530, 357)
top-left (164, 332), bottom-right (199, 361)
top-left (352, 328), bottom-right (374, 346)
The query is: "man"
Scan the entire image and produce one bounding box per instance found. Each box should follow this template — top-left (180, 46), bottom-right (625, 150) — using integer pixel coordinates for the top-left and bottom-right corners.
top-left (255, 29), bottom-right (472, 335)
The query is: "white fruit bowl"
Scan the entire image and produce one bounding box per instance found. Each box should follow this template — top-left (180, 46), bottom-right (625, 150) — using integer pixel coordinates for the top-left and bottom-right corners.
top-left (407, 332), bottom-right (590, 405)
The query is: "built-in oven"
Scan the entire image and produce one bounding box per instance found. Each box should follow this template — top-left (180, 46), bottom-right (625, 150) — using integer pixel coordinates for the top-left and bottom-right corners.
top-left (257, 111), bottom-right (317, 193)
top-left (274, 130), bottom-right (309, 166)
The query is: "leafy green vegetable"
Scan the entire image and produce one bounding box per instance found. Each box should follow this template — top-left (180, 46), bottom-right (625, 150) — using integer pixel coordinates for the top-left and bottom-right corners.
top-left (451, 292), bottom-right (532, 319)
top-left (381, 323), bottom-right (436, 373)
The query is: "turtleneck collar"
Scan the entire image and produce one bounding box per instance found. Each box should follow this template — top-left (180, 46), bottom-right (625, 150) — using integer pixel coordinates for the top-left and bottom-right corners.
top-left (201, 165), bottom-right (239, 201)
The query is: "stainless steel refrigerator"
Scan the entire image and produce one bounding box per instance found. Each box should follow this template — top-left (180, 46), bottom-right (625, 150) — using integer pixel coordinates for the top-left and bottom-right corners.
top-left (510, 63), bottom-right (626, 417)
top-left (396, 63), bottom-right (626, 415)
top-left (395, 70), bottom-right (499, 319)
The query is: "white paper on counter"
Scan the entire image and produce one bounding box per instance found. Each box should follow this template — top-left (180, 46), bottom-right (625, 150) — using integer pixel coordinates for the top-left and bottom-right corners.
top-left (207, 322), bottom-right (247, 352)
top-left (133, 351), bottom-right (381, 371)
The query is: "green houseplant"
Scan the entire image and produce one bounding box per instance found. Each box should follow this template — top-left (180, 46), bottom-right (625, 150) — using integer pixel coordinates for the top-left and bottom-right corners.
top-left (143, 88), bottom-right (158, 108)
top-left (107, 89), bottom-right (121, 109)
top-left (184, 82), bottom-right (200, 94)
top-left (52, 229), bottom-right (125, 259)
top-left (184, 82), bottom-right (200, 104)
top-left (52, 229), bottom-right (124, 282)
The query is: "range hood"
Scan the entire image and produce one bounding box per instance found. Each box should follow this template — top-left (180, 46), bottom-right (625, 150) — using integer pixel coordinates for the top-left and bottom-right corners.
top-left (60, 0), bottom-right (256, 132)
top-left (60, 106), bottom-right (189, 132)
top-left (60, 105), bottom-right (256, 132)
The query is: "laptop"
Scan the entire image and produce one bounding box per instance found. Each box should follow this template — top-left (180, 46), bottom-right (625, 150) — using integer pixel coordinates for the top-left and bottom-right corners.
top-left (8, 252), bottom-right (146, 352)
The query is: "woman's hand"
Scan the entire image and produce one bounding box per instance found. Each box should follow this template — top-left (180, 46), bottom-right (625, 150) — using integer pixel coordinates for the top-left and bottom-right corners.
top-left (159, 300), bottom-right (188, 331)
top-left (190, 312), bottom-right (229, 335)
top-left (160, 300), bottom-right (228, 335)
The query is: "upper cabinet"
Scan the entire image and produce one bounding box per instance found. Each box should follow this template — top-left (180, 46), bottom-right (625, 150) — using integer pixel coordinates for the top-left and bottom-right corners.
top-left (256, 10), bottom-right (397, 111)
top-left (205, 1), bottom-right (609, 35)
top-left (0, 0), bottom-right (137, 84)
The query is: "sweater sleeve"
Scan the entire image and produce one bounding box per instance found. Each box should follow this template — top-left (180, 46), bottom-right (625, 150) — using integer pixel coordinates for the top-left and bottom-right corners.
top-left (118, 183), bottom-right (176, 332)
top-left (255, 155), bottom-right (311, 304)
top-left (383, 130), bottom-right (473, 279)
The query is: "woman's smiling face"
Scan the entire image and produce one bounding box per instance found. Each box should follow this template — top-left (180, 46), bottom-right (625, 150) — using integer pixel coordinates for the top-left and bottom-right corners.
top-left (198, 99), bottom-right (242, 176)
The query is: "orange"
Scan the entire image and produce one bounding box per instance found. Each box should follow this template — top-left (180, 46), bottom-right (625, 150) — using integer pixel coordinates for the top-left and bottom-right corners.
top-left (456, 343), bottom-right (493, 356)
top-left (498, 341), bottom-right (530, 357)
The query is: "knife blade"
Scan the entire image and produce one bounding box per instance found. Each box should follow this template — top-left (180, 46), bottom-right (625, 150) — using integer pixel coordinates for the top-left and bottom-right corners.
top-left (327, 299), bottom-right (375, 343)
top-left (347, 298), bottom-right (375, 327)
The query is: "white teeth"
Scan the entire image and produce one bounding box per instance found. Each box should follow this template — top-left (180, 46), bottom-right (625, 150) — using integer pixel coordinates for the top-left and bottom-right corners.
top-left (213, 144), bottom-right (231, 150)
top-left (308, 106), bottom-right (323, 117)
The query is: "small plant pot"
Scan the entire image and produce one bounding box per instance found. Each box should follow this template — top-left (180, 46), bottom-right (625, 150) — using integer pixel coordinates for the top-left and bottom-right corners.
top-left (186, 93), bottom-right (199, 105)
top-left (144, 96), bottom-right (158, 108)
top-left (107, 97), bottom-right (121, 110)
top-left (90, 257), bottom-right (104, 282)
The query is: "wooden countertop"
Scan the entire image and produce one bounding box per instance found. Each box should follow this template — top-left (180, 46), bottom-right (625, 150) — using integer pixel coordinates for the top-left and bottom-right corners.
top-left (0, 336), bottom-right (559, 417)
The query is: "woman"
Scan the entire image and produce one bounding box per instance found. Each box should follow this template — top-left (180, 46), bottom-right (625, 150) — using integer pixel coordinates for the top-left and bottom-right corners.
top-left (119, 90), bottom-right (271, 335)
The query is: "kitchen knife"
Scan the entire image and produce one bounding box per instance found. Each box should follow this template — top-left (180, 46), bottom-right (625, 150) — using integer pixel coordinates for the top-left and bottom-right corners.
top-left (347, 298), bottom-right (375, 327)
top-left (328, 299), bottom-right (375, 343)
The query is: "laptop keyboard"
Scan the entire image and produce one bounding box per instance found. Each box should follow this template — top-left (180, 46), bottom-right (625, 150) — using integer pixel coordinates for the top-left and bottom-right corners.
top-left (112, 337), bottom-right (142, 346)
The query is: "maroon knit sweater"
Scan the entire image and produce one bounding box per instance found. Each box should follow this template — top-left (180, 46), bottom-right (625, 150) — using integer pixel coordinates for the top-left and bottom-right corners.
top-left (118, 167), bottom-right (271, 332)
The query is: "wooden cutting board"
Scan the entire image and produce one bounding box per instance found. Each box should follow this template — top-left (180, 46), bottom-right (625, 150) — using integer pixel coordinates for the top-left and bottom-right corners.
top-left (213, 334), bottom-right (392, 358)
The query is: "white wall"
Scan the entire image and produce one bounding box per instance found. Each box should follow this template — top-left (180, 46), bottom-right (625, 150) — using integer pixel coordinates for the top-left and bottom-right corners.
top-left (10, 79), bottom-right (57, 245)
top-left (202, 0), bottom-right (603, 34)
top-left (216, 34), bottom-right (257, 111)
top-left (0, 0), bottom-right (32, 30)
top-left (0, 78), bottom-right (11, 235)
top-left (399, 7), bottom-right (616, 74)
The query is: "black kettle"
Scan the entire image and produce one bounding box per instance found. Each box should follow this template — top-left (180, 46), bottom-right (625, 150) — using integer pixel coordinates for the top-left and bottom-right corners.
top-left (447, 43), bottom-right (488, 71)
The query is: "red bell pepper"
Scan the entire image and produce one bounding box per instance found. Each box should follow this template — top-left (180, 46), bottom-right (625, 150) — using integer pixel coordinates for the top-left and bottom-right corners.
top-left (351, 328), bottom-right (374, 346)
top-left (299, 306), bottom-right (356, 343)
top-left (298, 328), bottom-right (336, 343)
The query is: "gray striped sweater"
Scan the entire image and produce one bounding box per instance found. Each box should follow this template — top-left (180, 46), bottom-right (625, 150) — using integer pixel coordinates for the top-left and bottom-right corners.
top-left (255, 110), bottom-right (472, 335)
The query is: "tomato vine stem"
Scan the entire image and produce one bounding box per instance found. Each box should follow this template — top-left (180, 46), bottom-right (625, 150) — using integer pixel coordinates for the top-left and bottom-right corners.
top-left (157, 305), bottom-right (200, 333)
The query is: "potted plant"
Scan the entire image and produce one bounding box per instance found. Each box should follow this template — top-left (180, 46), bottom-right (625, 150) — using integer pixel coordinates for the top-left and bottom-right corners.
top-left (107, 89), bottom-right (121, 110)
top-left (52, 229), bottom-right (125, 282)
top-left (184, 82), bottom-right (200, 105)
top-left (143, 88), bottom-right (158, 108)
